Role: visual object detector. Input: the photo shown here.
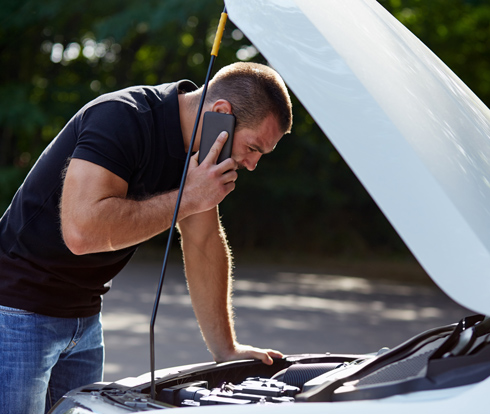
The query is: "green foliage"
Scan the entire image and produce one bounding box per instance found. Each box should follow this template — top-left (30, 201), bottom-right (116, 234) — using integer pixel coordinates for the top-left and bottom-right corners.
top-left (1, 0), bottom-right (488, 257)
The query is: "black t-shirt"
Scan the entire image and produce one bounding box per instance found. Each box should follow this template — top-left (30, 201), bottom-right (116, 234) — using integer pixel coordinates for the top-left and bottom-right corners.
top-left (0, 80), bottom-right (197, 318)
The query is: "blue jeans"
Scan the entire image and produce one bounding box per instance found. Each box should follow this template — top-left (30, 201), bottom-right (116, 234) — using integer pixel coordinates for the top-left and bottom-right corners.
top-left (0, 305), bottom-right (104, 414)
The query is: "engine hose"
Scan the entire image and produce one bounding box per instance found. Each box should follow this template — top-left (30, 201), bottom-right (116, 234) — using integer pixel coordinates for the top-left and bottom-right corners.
top-left (273, 363), bottom-right (341, 389)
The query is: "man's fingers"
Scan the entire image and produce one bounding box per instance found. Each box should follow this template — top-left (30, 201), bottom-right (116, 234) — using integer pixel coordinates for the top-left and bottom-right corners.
top-left (267, 350), bottom-right (284, 359)
top-left (221, 168), bottom-right (238, 184)
top-left (224, 345), bottom-right (284, 366)
top-left (204, 131), bottom-right (228, 165)
top-left (246, 349), bottom-right (284, 366)
top-left (256, 352), bottom-right (274, 366)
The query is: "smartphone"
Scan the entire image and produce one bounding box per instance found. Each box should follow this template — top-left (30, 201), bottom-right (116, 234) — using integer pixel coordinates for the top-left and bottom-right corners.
top-left (198, 112), bottom-right (235, 164)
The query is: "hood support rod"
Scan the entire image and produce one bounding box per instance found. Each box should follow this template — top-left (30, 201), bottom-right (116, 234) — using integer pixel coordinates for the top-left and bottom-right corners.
top-left (149, 6), bottom-right (228, 401)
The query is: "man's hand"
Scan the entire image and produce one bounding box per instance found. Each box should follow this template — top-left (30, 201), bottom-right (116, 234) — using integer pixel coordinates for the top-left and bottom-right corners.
top-left (182, 131), bottom-right (238, 215)
top-left (213, 343), bottom-right (284, 366)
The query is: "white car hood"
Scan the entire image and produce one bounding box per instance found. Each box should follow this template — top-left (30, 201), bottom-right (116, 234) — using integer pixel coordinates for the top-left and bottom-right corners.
top-left (225, 0), bottom-right (490, 316)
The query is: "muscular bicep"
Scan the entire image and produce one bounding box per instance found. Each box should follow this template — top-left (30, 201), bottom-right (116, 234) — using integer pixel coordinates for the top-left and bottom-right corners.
top-left (60, 158), bottom-right (128, 252)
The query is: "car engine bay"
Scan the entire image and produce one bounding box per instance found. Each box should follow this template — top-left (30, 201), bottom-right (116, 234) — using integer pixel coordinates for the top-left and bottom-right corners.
top-left (50, 316), bottom-right (490, 413)
top-left (158, 358), bottom-right (357, 407)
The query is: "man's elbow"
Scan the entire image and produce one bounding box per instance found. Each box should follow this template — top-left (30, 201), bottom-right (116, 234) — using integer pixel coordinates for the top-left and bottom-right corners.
top-left (62, 223), bottom-right (95, 256)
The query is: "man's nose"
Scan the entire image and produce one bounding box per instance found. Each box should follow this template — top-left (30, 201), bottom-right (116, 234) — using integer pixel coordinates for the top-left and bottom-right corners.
top-left (244, 153), bottom-right (262, 171)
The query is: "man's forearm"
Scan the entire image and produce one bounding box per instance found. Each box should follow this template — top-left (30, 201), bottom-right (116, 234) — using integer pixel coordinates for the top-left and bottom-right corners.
top-left (178, 209), bottom-right (238, 360)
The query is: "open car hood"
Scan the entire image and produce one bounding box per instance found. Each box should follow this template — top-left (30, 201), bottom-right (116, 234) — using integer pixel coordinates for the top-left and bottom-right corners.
top-left (225, 0), bottom-right (490, 316)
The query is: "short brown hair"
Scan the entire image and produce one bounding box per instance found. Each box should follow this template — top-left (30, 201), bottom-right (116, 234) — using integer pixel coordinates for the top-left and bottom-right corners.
top-left (205, 62), bottom-right (292, 133)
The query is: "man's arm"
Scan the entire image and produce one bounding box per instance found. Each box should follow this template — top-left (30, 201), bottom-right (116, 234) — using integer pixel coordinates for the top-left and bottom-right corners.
top-left (178, 208), bottom-right (283, 365)
top-left (61, 159), bottom-right (178, 254)
top-left (61, 132), bottom-right (236, 255)
top-left (61, 131), bottom-right (282, 363)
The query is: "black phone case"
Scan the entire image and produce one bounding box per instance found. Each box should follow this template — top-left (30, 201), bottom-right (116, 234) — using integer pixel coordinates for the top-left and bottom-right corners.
top-left (198, 112), bottom-right (235, 164)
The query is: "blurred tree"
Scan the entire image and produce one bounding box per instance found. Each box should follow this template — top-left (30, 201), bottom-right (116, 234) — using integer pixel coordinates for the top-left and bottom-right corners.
top-left (0, 0), bottom-right (235, 211)
top-left (0, 0), bottom-right (488, 259)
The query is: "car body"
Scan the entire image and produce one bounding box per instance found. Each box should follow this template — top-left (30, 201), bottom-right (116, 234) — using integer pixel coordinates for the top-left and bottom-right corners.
top-left (49, 0), bottom-right (490, 413)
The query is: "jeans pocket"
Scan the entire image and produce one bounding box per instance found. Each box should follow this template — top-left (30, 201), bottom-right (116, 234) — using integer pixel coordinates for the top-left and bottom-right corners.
top-left (0, 304), bottom-right (34, 315)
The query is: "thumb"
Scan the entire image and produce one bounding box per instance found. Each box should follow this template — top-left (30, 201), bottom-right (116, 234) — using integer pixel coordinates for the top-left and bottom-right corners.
top-left (190, 151), bottom-right (200, 167)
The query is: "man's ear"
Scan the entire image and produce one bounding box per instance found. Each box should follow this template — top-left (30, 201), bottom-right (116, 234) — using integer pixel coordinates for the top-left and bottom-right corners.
top-left (211, 99), bottom-right (232, 114)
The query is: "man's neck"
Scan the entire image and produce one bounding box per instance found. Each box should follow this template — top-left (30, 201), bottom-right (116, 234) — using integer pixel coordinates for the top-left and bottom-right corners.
top-left (178, 93), bottom-right (201, 153)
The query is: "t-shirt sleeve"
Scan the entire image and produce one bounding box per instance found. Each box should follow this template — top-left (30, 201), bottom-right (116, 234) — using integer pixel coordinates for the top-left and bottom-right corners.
top-left (72, 101), bottom-right (150, 183)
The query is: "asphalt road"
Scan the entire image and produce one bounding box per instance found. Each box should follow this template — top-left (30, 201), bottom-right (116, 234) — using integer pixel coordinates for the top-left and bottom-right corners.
top-left (101, 252), bottom-right (470, 382)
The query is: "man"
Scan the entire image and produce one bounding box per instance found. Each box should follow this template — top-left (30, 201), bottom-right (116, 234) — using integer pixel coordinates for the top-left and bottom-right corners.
top-left (0, 61), bottom-right (293, 413)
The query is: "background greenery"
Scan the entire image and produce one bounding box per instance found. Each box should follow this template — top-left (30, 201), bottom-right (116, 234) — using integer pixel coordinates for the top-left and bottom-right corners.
top-left (1, 0), bottom-right (488, 259)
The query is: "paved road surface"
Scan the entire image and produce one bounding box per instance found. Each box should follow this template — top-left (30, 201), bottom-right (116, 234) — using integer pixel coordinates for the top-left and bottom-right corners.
top-left (101, 254), bottom-right (470, 382)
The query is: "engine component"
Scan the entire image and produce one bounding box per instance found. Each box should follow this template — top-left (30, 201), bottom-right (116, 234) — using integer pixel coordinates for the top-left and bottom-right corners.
top-left (160, 377), bottom-right (300, 406)
top-left (272, 363), bottom-right (342, 388)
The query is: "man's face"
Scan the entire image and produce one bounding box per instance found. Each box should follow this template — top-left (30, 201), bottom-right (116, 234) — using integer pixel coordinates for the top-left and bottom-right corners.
top-left (231, 114), bottom-right (283, 171)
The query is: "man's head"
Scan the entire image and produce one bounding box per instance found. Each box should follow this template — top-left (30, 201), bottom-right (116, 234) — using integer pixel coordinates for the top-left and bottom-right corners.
top-left (206, 62), bottom-right (292, 135)
top-left (203, 62), bottom-right (292, 171)
top-left (183, 62), bottom-right (292, 170)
